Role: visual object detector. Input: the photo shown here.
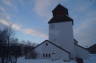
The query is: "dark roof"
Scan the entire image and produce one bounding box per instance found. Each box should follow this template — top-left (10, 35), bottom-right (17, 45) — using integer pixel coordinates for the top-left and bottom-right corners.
top-left (48, 4), bottom-right (73, 24)
top-left (52, 4), bottom-right (68, 16)
top-left (48, 15), bottom-right (73, 24)
top-left (34, 40), bottom-right (70, 54)
top-left (87, 44), bottom-right (96, 54)
top-left (52, 4), bottom-right (68, 11)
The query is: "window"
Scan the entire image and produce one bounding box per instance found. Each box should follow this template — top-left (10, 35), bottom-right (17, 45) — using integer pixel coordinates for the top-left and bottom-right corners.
top-left (48, 54), bottom-right (51, 57)
top-left (43, 54), bottom-right (45, 57)
top-left (43, 53), bottom-right (51, 58)
top-left (46, 54), bottom-right (47, 57)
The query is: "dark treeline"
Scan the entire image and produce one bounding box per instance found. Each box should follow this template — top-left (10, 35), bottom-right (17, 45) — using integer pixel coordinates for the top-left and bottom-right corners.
top-left (0, 27), bottom-right (37, 63)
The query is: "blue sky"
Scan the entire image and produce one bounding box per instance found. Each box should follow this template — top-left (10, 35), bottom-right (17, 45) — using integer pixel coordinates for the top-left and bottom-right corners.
top-left (0, 0), bottom-right (96, 47)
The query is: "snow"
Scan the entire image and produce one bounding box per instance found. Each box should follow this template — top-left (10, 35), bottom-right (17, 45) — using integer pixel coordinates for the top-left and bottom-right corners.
top-left (84, 54), bottom-right (96, 63)
top-left (17, 54), bottom-right (96, 63)
top-left (17, 58), bottom-right (76, 63)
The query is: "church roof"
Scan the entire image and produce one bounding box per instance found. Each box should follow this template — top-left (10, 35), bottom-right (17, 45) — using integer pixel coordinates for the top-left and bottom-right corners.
top-left (48, 4), bottom-right (73, 24)
top-left (34, 40), bottom-right (71, 54)
top-left (74, 39), bottom-right (88, 50)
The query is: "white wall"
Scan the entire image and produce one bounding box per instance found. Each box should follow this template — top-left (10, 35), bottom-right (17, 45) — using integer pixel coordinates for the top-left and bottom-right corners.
top-left (75, 45), bottom-right (89, 59)
top-left (49, 22), bottom-right (76, 58)
top-left (34, 41), bottom-right (70, 61)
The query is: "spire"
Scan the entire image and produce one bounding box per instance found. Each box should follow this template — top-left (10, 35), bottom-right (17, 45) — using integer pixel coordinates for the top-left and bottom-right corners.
top-left (48, 4), bottom-right (73, 24)
top-left (52, 4), bottom-right (69, 16)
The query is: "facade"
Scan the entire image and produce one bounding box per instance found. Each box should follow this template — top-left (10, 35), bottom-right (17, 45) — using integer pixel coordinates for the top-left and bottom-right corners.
top-left (49, 22), bottom-right (76, 58)
top-left (28, 4), bottom-right (89, 61)
top-left (34, 40), bottom-right (70, 61)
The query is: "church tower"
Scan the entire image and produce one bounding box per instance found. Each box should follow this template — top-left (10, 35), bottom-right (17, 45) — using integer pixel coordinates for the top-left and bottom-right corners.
top-left (48, 4), bottom-right (75, 58)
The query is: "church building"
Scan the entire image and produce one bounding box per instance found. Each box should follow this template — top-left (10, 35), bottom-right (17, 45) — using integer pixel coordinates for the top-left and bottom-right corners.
top-left (28, 4), bottom-right (89, 62)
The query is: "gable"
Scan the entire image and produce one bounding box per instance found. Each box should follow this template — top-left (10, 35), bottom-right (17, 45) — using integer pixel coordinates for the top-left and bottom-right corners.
top-left (33, 40), bottom-right (71, 60)
top-left (34, 40), bottom-right (70, 54)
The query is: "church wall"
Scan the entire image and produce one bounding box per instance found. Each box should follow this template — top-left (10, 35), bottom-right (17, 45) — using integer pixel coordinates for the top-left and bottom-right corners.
top-left (75, 45), bottom-right (89, 59)
top-left (49, 22), bottom-right (76, 58)
top-left (34, 41), bottom-right (70, 60)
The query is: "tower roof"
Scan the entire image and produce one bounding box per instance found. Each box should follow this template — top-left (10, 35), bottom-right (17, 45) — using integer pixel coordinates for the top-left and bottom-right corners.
top-left (48, 4), bottom-right (73, 24)
top-left (52, 4), bottom-right (69, 16)
top-left (48, 15), bottom-right (73, 23)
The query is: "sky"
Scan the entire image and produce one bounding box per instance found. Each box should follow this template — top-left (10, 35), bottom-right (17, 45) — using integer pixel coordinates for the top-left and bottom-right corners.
top-left (0, 0), bottom-right (96, 47)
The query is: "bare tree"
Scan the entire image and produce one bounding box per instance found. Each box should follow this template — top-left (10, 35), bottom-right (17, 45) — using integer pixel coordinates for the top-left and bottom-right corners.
top-left (0, 27), bottom-right (14, 63)
top-left (0, 27), bottom-right (37, 63)
top-left (22, 41), bottom-right (37, 59)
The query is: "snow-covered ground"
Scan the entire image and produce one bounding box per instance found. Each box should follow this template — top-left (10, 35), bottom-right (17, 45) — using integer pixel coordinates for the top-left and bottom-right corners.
top-left (84, 54), bottom-right (96, 63)
top-left (17, 54), bottom-right (96, 63)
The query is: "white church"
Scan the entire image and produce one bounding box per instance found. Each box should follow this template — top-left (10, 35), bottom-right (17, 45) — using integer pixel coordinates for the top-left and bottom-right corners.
top-left (28, 4), bottom-right (89, 62)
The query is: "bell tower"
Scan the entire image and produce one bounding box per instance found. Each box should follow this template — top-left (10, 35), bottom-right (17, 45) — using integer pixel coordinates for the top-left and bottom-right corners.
top-left (48, 4), bottom-right (75, 58)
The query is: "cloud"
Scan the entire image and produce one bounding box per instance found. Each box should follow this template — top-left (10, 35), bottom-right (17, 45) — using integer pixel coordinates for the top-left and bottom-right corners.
top-left (17, 0), bottom-right (24, 6)
top-left (74, 11), bottom-right (96, 47)
top-left (0, 3), bottom-right (13, 20)
top-left (0, 19), bottom-right (11, 26)
top-left (0, 13), bottom-right (11, 20)
top-left (0, 19), bottom-right (21, 30)
top-left (0, 7), bottom-right (6, 12)
top-left (2, 0), bottom-right (18, 13)
top-left (12, 23), bottom-right (22, 30)
top-left (73, 0), bottom-right (93, 13)
top-left (0, 19), bottom-right (48, 39)
top-left (24, 29), bottom-right (48, 38)
top-left (3, 0), bottom-right (12, 6)
top-left (34, 0), bottom-right (62, 18)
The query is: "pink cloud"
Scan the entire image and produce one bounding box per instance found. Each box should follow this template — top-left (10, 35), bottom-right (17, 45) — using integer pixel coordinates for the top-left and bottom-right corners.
top-left (34, 0), bottom-right (62, 18)
top-left (0, 19), bottom-right (48, 39)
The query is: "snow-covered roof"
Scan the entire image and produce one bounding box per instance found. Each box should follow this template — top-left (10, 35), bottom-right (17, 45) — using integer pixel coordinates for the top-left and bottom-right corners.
top-left (74, 39), bottom-right (88, 50)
